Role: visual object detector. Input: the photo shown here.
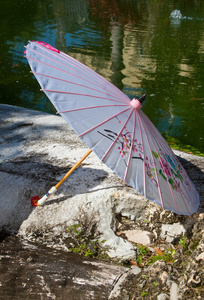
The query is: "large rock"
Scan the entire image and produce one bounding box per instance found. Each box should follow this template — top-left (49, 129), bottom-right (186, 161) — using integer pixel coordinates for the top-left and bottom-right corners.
top-left (0, 104), bottom-right (148, 260)
top-left (0, 234), bottom-right (128, 300)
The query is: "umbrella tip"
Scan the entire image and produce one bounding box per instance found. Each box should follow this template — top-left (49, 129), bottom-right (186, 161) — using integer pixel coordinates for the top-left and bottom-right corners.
top-left (138, 94), bottom-right (146, 104)
top-left (31, 196), bottom-right (40, 206)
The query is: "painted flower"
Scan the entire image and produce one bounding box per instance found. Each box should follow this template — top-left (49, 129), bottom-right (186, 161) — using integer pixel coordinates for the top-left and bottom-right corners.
top-left (159, 157), bottom-right (171, 178)
top-left (145, 162), bottom-right (158, 187)
top-left (165, 154), bottom-right (177, 171)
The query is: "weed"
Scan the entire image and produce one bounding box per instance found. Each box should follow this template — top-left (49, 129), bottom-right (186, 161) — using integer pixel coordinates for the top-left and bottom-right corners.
top-left (191, 239), bottom-right (199, 251)
top-left (179, 235), bottom-right (187, 248)
top-left (135, 243), bottom-right (175, 267)
top-left (67, 222), bottom-right (108, 259)
top-left (147, 252), bottom-right (173, 265)
top-left (136, 244), bottom-right (151, 266)
top-left (169, 248), bottom-right (176, 256)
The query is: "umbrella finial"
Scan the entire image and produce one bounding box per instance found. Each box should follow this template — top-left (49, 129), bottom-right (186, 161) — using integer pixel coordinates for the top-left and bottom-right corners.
top-left (138, 94), bottom-right (146, 104)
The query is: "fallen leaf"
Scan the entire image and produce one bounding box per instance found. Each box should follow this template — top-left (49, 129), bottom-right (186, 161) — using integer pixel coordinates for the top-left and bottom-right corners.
top-left (130, 260), bottom-right (138, 266)
top-left (154, 247), bottom-right (163, 256)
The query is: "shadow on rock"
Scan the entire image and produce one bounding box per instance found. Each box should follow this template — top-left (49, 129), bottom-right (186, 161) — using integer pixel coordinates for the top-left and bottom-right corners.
top-left (0, 235), bottom-right (127, 300)
top-left (0, 155), bottom-right (108, 233)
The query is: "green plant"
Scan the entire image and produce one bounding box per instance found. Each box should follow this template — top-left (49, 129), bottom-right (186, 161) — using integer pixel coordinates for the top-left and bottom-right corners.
top-left (147, 252), bottom-right (173, 265)
top-left (191, 239), bottom-right (199, 251)
top-left (141, 291), bottom-right (148, 297)
top-left (67, 223), bottom-right (82, 237)
top-left (169, 248), bottom-right (176, 256)
top-left (136, 244), bottom-right (150, 266)
top-left (179, 235), bottom-right (187, 248)
top-left (67, 222), bottom-right (109, 259)
top-left (136, 243), bottom-right (175, 267)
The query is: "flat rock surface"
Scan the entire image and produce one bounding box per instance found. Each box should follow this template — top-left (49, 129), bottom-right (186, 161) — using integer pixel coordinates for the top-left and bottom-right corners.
top-left (0, 234), bottom-right (127, 300)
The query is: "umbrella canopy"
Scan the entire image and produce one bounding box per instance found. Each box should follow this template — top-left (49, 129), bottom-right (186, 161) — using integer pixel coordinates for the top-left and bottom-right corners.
top-left (25, 41), bottom-right (199, 215)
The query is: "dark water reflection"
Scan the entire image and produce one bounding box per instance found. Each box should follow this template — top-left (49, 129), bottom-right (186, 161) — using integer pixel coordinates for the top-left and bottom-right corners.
top-left (0, 0), bottom-right (204, 153)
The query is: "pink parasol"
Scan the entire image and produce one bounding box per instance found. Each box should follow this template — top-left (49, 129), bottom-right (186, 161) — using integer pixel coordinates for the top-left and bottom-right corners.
top-left (25, 41), bottom-right (199, 215)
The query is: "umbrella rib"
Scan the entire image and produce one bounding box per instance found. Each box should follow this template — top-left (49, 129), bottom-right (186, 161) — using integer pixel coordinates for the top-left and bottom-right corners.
top-left (156, 127), bottom-right (198, 202)
top-left (32, 71), bottom-right (125, 102)
top-left (139, 112), bottom-right (175, 212)
top-left (141, 112), bottom-right (194, 214)
top-left (26, 48), bottom-right (128, 102)
top-left (26, 54), bottom-right (125, 103)
top-left (78, 107), bottom-right (132, 138)
top-left (58, 104), bottom-right (129, 114)
top-left (158, 147), bottom-right (195, 212)
top-left (34, 41), bottom-right (128, 100)
top-left (136, 112), bottom-right (147, 198)
top-left (124, 109), bottom-right (136, 182)
top-left (41, 89), bottom-right (127, 104)
top-left (61, 54), bottom-right (125, 99)
top-left (101, 109), bottom-right (134, 162)
top-left (150, 130), bottom-right (190, 214)
top-left (143, 112), bottom-right (198, 207)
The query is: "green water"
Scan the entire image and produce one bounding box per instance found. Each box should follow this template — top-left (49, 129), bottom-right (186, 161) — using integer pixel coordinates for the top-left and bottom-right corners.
top-left (0, 0), bottom-right (204, 155)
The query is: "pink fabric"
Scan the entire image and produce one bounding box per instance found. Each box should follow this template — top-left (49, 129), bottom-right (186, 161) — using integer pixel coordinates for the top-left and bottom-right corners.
top-left (130, 98), bottom-right (142, 111)
top-left (36, 41), bottom-right (60, 53)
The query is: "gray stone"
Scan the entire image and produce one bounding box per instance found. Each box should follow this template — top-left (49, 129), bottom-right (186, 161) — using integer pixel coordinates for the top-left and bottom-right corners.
top-left (157, 294), bottom-right (168, 300)
top-left (167, 279), bottom-right (179, 300)
top-left (108, 266), bottom-right (141, 299)
top-left (129, 265), bottom-right (141, 275)
top-left (160, 223), bottom-right (186, 243)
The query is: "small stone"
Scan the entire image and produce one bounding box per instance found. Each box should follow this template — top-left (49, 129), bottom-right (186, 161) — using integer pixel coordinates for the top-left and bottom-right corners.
top-left (159, 271), bottom-right (169, 284)
top-left (122, 229), bottom-right (151, 245)
top-left (198, 213), bottom-right (204, 221)
top-left (157, 294), bottom-right (168, 300)
top-left (195, 252), bottom-right (204, 261)
top-left (160, 223), bottom-right (186, 243)
top-left (167, 279), bottom-right (179, 300)
top-left (129, 266), bottom-right (141, 276)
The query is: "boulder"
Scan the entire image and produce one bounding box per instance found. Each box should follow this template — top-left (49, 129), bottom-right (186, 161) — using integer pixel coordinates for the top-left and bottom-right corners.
top-left (0, 104), bottom-right (148, 260)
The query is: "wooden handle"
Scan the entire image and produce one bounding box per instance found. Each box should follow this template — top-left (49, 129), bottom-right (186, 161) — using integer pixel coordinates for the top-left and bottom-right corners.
top-left (55, 149), bottom-right (92, 189)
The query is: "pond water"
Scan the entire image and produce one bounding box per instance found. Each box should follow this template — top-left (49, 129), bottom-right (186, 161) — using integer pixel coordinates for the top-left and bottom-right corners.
top-left (1, 0), bottom-right (204, 154)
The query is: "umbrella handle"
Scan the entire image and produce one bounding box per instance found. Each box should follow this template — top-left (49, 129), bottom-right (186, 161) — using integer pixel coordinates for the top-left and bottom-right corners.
top-left (55, 149), bottom-right (92, 189)
top-left (35, 149), bottom-right (92, 206)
